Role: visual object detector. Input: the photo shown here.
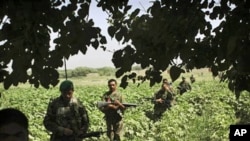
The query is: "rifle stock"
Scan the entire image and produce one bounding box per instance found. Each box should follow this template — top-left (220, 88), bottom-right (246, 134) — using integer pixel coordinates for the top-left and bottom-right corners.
top-left (78, 131), bottom-right (106, 139)
top-left (97, 101), bottom-right (137, 109)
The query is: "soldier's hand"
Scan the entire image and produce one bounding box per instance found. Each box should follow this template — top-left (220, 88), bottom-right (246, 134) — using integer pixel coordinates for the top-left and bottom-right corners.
top-left (114, 100), bottom-right (125, 109)
top-left (63, 128), bottom-right (73, 136)
top-left (114, 100), bottom-right (121, 105)
top-left (107, 103), bottom-right (116, 109)
top-left (156, 98), bottom-right (164, 103)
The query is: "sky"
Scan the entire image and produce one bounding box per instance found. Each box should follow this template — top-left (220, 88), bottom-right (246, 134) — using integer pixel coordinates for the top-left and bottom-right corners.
top-left (61, 0), bottom-right (152, 69)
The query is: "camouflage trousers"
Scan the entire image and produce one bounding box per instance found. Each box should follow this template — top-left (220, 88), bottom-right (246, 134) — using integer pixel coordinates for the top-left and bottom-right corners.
top-left (106, 118), bottom-right (123, 141)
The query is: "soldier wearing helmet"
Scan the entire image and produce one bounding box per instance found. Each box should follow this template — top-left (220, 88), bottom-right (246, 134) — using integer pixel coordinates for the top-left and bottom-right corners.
top-left (43, 80), bottom-right (89, 141)
top-left (177, 77), bottom-right (192, 95)
top-left (152, 81), bottom-right (174, 121)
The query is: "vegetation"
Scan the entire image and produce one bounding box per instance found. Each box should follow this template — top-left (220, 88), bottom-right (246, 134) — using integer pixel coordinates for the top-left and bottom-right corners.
top-left (58, 67), bottom-right (116, 78)
top-left (1, 70), bottom-right (250, 141)
top-left (1, 1), bottom-right (249, 99)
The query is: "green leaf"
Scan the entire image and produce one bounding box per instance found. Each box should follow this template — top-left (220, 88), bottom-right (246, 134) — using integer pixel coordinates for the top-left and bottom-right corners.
top-left (120, 75), bottom-right (128, 89)
top-left (130, 8), bottom-right (140, 19)
top-left (211, 66), bottom-right (218, 76)
top-left (3, 75), bottom-right (12, 89)
top-left (80, 46), bottom-right (87, 54)
top-left (78, 3), bottom-right (89, 17)
top-left (100, 36), bottom-right (107, 44)
top-left (100, 45), bottom-right (106, 51)
top-left (108, 26), bottom-right (116, 38)
top-left (115, 29), bottom-right (123, 41)
top-left (128, 72), bottom-right (136, 79)
top-left (227, 36), bottom-right (237, 57)
top-left (91, 39), bottom-right (99, 49)
top-left (124, 5), bottom-right (132, 13)
top-left (170, 66), bottom-right (185, 82)
top-left (115, 69), bottom-right (124, 78)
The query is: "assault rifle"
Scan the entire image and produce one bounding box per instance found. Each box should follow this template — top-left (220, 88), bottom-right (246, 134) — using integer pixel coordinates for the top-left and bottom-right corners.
top-left (144, 97), bottom-right (172, 107)
top-left (97, 101), bottom-right (137, 109)
top-left (78, 131), bottom-right (106, 139)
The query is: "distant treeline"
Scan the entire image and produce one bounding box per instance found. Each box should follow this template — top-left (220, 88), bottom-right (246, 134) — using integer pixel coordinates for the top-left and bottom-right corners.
top-left (58, 65), bottom-right (143, 78)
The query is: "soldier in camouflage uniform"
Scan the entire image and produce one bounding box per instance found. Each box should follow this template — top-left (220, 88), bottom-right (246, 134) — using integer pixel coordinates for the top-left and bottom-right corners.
top-left (177, 77), bottom-right (192, 95)
top-left (190, 75), bottom-right (195, 83)
top-left (162, 78), bottom-right (174, 92)
top-left (99, 79), bottom-right (125, 141)
top-left (43, 80), bottom-right (89, 141)
top-left (153, 81), bottom-right (174, 121)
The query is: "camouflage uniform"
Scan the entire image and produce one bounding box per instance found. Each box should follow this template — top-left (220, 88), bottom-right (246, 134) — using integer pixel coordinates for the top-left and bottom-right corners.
top-left (102, 90), bottom-right (124, 141)
top-left (190, 75), bottom-right (195, 83)
top-left (153, 88), bottom-right (173, 120)
top-left (178, 77), bottom-right (192, 95)
top-left (43, 96), bottom-right (89, 141)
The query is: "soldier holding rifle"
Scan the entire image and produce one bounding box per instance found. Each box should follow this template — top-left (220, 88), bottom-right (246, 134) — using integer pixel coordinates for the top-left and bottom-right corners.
top-left (99, 79), bottom-right (126, 141)
top-left (177, 76), bottom-right (192, 95)
top-left (152, 81), bottom-right (174, 121)
top-left (43, 80), bottom-right (89, 141)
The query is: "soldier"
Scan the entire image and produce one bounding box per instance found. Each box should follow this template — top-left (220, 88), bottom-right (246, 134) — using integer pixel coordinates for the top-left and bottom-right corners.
top-left (152, 81), bottom-right (174, 121)
top-left (0, 108), bottom-right (29, 141)
top-left (162, 78), bottom-right (174, 93)
top-left (177, 77), bottom-right (192, 95)
top-left (43, 80), bottom-right (89, 141)
top-left (99, 79), bottom-right (125, 141)
top-left (190, 74), bottom-right (195, 83)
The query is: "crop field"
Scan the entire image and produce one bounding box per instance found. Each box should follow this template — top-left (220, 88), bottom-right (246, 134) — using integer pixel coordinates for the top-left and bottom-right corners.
top-left (1, 69), bottom-right (250, 141)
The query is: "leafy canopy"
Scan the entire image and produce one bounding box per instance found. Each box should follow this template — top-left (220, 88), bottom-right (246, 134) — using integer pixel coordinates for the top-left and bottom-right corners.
top-left (0, 0), bottom-right (249, 98)
top-left (0, 0), bottom-right (106, 88)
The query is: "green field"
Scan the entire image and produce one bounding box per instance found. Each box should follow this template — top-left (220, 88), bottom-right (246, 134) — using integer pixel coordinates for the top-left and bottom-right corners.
top-left (1, 69), bottom-right (250, 141)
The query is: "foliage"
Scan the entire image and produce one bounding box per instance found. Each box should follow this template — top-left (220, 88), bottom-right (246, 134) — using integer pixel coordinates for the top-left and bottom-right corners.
top-left (58, 69), bottom-right (73, 79)
top-left (71, 67), bottom-right (97, 77)
top-left (106, 0), bottom-right (250, 96)
top-left (0, 0), bottom-right (250, 99)
top-left (57, 67), bottom-right (116, 78)
top-left (96, 67), bottom-right (116, 76)
top-left (0, 0), bottom-right (106, 89)
top-left (1, 79), bottom-right (249, 140)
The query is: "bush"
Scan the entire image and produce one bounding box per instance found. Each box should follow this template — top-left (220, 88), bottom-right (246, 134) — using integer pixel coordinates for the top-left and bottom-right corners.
top-left (97, 67), bottom-right (116, 76)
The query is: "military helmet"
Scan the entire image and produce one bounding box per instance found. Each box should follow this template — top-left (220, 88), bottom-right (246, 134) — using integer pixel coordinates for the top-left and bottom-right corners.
top-left (59, 80), bottom-right (74, 92)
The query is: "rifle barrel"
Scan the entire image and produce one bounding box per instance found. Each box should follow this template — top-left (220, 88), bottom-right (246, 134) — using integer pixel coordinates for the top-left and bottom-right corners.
top-left (122, 103), bottom-right (137, 107)
top-left (96, 101), bottom-right (137, 108)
